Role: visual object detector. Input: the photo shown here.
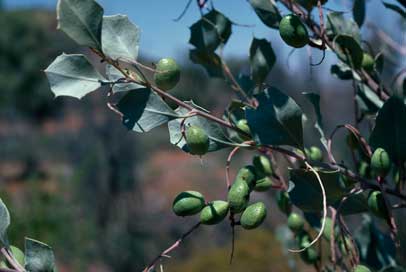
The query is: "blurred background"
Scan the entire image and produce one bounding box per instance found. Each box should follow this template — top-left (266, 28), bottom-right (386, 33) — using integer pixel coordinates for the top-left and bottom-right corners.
top-left (0, 0), bottom-right (404, 271)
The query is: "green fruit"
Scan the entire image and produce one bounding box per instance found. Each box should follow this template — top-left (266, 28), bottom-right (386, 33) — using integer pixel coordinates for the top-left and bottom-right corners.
top-left (322, 217), bottom-right (339, 241)
top-left (236, 119), bottom-right (251, 140)
top-left (279, 14), bottom-right (309, 48)
top-left (306, 146), bottom-right (323, 161)
top-left (358, 161), bottom-right (371, 179)
top-left (185, 125), bottom-right (210, 156)
top-left (253, 155), bottom-right (273, 177)
top-left (287, 212), bottom-right (304, 233)
top-left (346, 133), bottom-right (358, 150)
top-left (339, 236), bottom-right (352, 255)
top-left (361, 53), bottom-right (375, 72)
top-left (276, 191), bottom-right (292, 214)
top-left (154, 57), bottom-right (181, 90)
top-left (2, 246), bottom-right (25, 269)
top-left (354, 265), bottom-right (371, 272)
top-left (253, 177), bottom-right (273, 192)
top-left (227, 179), bottom-right (250, 213)
top-left (300, 247), bottom-right (319, 264)
top-left (368, 190), bottom-right (388, 219)
top-left (370, 148), bottom-right (391, 177)
top-left (235, 165), bottom-right (257, 189)
top-left (240, 202), bottom-right (267, 229)
top-left (200, 201), bottom-right (229, 225)
top-left (172, 191), bottom-right (205, 216)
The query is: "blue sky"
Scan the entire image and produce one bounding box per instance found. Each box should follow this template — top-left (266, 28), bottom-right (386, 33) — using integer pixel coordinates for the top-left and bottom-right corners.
top-left (3, 0), bottom-right (402, 61)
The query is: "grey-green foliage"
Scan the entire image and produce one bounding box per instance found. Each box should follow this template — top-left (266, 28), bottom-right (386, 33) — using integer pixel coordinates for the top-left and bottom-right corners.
top-left (102, 15), bottom-right (140, 61)
top-left (248, 0), bottom-right (281, 29)
top-left (25, 238), bottom-right (56, 272)
top-left (246, 87), bottom-right (303, 148)
top-left (57, 0), bottom-right (103, 48)
top-left (45, 54), bottom-right (106, 99)
top-left (249, 38), bottom-right (276, 84)
top-left (0, 198), bottom-right (10, 246)
top-left (116, 88), bottom-right (177, 133)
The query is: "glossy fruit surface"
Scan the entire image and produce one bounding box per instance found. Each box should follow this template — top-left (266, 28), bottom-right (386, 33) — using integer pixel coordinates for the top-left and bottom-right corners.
top-left (200, 201), bottom-right (229, 225)
top-left (172, 191), bottom-right (205, 216)
top-left (154, 57), bottom-right (181, 90)
top-left (307, 146), bottom-right (323, 161)
top-left (253, 177), bottom-right (273, 192)
top-left (370, 147), bottom-right (391, 177)
top-left (235, 165), bottom-right (257, 188)
top-left (185, 125), bottom-right (210, 155)
top-left (279, 15), bottom-right (309, 48)
top-left (240, 202), bottom-right (267, 229)
top-left (227, 179), bottom-right (250, 213)
top-left (287, 212), bottom-right (304, 233)
top-left (236, 119), bottom-right (251, 140)
top-left (253, 155), bottom-right (273, 177)
top-left (361, 53), bottom-right (375, 72)
top-left (367, 190), bottom-right (388, 218)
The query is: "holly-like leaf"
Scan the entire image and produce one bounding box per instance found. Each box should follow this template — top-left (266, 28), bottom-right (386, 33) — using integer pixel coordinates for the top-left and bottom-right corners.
top-left (246, 87), bottom-right (303, 148)
top-left (336, 191), bottom-right (369, 215)
top-left (189, 9), bottom-right (232, 52)
top-left (102, 15), bottom-right (140, 61)
top-left (106, 65), bottom-right (143, 93)
top-left (353, 0), bottom-right (366, 27)
top-left (249, 0), bottom-right (281, 29)
top-left (45, 54), bottom-right (106, 99)
top-left (189, 49), bottom-right (224, 78)
top-left (303, 92), bottom-right (328, 150)
top-left (116, 88), bottom-right (177, 133)
top-left (334, 35), bottom-right (363, 69)
top-left (382, 2), bottom-right (406, 19)
top-left (25, 238), bottom-right (56, 272)
top-left (326, 12), bottom-right (361, 43)
top-left (249, 38), bottom-right (276, 85)
top-left (0, 198), bottom-right (10, 246)
top-left (288, 168), bottom-right (345, 212)
top-left (168, 102), bottom-right (229, 153)
top-left (369, 96), bottom-right (406, 164)
top-left (357, 83), bottom-right (383, 113)
top-left (57, 0), bottom-right (103, 49)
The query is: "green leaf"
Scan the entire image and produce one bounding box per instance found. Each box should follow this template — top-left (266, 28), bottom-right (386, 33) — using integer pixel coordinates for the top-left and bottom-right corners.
top-left (334, 34), bottom-right (363, 69)
top-left (248, 0), bottom-right (281, 29)
top-left (57, 0), bottom-right (103, 48)
top-left (25, 238), bottom-right (56, 272)
top-left (101, 15), bottom-right (140, 61)
top-left (0, 198), bottom-right (10, 246)
top-left (398, 0), bottom-right (406, 8)
top-left (249, 38), bottom-right (276, 84)
top-left (357, 83), bottom-right (384, 111)
top-left (246, 87), bottom-right (303, 148)
top-left (288, 168), bottom-right (345, 212)
top-left (382, 2), bottom-right (406, 19)
top-left (45, 54), bottom-right (106, 99)
top-left (336, 191), bottom-right (369, 215)
top-left (375, 52), bottom-right (385, 74)
top-left (189, 9), bottom-right (232, 52)
top-left (106, 65), bottom-right (143, 93)
top-left (326, 12), bottom-right (361, 43)
top-left (302, 92), bottom-right (328, 150)
top-left (223, 101), bottom-right (247, 142)
top-left (369, 96), bottom-right (406, 164)
top-left (353, 0), bottom-right (366, 27)
top-left (116, 88), bottom-right (177, 133)
top-left (189, 49), bottom-right (224, 78)
top-left (331, 62), bottom-right (356, 80)
top-left (237, 74), bottom-right (255, 97)
top-left (168, 102), bottom-right (229, 153)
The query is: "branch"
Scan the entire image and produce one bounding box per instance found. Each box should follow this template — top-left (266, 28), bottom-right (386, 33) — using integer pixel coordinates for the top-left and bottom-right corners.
top-left (143, 222), bottom-right (201, 272)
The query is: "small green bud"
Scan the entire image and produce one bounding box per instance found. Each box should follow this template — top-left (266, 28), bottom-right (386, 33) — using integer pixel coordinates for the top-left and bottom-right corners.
top-left (306, 146), bottom-right (323, 161)
top-left (276, 191), bottom-right (292, 214)
top-left (361, 53), bottom-right (375, 72)
top-left (367, 190), bottom-right (388, 219)
top-left (200, 201), bottom-right (229, 225)
top-left (252, 155), bottom-right (273, 177)
top-left (353, 265), bottom-right (371, 272)
top-left (370, 148), bottom-right (391, 178)
top-left (279, 14), bottom-right (309, 48)
top-left (236, 119), bottom-right (251, 140)
top-left (287, 212), bottom-right (304, 233)
top-left (253, 177), bottom-right (273, 192)
top-left (185, 125), bottom-right (210, 156)
top-left (154, 57), bottom-right (181, 90)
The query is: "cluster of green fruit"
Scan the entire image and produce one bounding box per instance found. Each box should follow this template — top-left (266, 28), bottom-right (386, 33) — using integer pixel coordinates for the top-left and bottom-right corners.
top-left (347, 135), bottom-right (392, 220)
top-left (171, 155), bottom-right (274, 229)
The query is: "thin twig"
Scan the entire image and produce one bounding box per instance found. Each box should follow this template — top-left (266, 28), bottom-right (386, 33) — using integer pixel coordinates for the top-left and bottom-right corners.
top-left (143, 222), bottom-right (201, 272)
